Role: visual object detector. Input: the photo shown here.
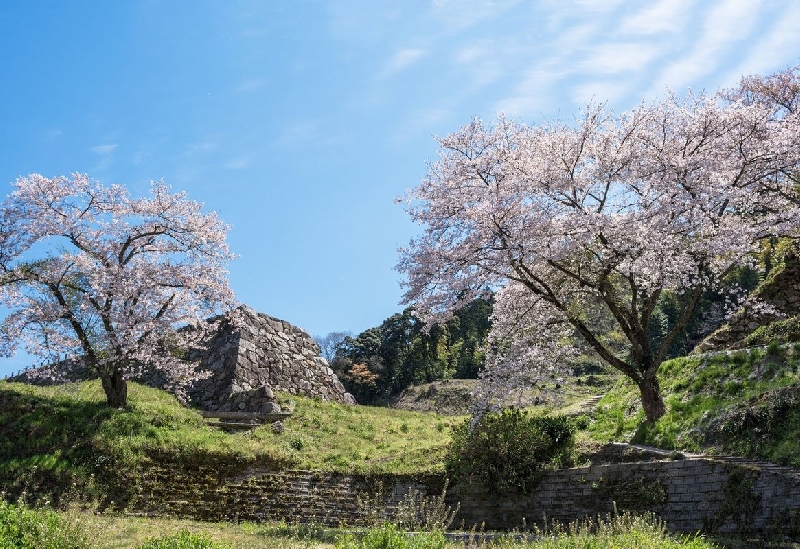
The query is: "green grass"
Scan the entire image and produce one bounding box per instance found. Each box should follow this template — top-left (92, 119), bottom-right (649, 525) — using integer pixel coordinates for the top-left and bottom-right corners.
top-left (0, 504), bottom-right (720, 549)
top-left (254, 393), bottom-right (459, 474)
top-left (0, 378), bottom-right (457, 507)
top-left (588, 343), bottom-right (800, 466)
top-left (0, 499), bottom-right (91, 549)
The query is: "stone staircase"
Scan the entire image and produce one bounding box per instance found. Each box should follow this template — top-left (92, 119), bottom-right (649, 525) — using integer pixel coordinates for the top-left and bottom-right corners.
top-left (200, 410), bottom-right (292, 431)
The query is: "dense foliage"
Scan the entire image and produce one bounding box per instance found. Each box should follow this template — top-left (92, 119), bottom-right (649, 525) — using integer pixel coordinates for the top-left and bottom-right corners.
top-left (328, 298), bottom-right (492, 403)
top-left (0, 499), bottom-right (90, 549)
top-left (446, 409), bottom-right (575, 494)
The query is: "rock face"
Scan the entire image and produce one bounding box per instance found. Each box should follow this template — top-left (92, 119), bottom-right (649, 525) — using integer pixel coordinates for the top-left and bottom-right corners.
top-left (7, 305), bottom-right (356, 411)
top-left (181, 305), bottom-right (356, 411)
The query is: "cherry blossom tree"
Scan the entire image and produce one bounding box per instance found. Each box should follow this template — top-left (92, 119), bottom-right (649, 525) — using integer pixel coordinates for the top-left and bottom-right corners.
top-left (398, 66), bottom-right (800, 422)
top-left (0, 174), bottom-right (236, 408)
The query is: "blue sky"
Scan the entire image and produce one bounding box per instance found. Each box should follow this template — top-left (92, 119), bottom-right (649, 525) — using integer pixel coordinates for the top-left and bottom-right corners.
top-left (1, 0), bottom-right (799, 376)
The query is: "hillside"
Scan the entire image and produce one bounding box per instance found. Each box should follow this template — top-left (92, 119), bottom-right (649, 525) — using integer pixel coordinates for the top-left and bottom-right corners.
top-left (0, 380), bottom-right (455, 508)
top-left (588, 343), bottom-right (800, 467)
top-left (1, 340), bottom-right (800, 517)
top-left (389, 375), bottom-right (612, 416)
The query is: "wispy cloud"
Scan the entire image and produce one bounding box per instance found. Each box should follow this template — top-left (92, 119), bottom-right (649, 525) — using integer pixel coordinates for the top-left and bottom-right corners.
top-left (43, 129), bottom-right (63, 141)
top-left (619, 0), bottom-right (696, 35)
top-left (431, 0), bottom-right (521, 33)
top-left (718, 3), bottom-right (800, 88)
top-left (272, 118), bottom-right (350, 151)
top-left (380, 48), bottom-right (426, 78)
top-left (390, 106), bottom-right (452, 143)
top-left (495, 65), bottom-right (570, 118)
top-left (224, 156), bottom-right (251, 170)
top-left (89, 143), bottom-right (118, 155)
top-left (234, 77), bottom-right (269, 94)
top-left (581, 43), bottom-right (662, 75)
top-left (645, 0), bottom-right (763, 97)
top-left (87, 143), bottom-right (118, 172)
top-left (455, 40), bottom-right (512, 89)
top-left (570, 80), bottom-right (631, 106)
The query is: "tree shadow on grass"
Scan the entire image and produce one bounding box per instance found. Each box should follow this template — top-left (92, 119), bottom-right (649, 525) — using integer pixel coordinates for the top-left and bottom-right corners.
top-left (0, 384), bottom-right (123, 508)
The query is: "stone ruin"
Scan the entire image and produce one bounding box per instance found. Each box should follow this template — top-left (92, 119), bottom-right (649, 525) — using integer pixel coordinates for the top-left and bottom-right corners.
top-left (7, 305), bottom-right (356, 412)
top-left (177, 305), bottom-right (356, 411)
top-left (694, 250), bottom-right (800, 353)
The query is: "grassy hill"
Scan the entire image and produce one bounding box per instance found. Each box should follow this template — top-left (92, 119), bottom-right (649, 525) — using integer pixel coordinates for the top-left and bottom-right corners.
top-left (0, 380), bottom-right (457, 508)
top-left (1, 341), bottom-right (799, 511)
top-left (587, 342), bottom-right (800, 467)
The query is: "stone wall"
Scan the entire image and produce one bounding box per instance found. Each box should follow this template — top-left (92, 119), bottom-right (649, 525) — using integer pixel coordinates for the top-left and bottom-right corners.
top-left (124, 456), bottom-right (800, 536)
top-left (451, 457), bottom-right (800, 534)
top-left (181, 305), bottom-right (355, 411)
top-left (695, 251), bottom-right (800, 353)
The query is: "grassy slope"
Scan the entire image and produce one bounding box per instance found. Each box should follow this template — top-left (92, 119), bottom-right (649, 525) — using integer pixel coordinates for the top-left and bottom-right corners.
top-left (0, 379), bottom-right (456, 507)
top-left (588, 343), bottom-right (800, 466)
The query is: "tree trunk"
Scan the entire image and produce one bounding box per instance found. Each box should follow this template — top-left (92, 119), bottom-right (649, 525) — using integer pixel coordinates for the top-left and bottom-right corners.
top-left (100, 368), bottom-right (128, 408)
top-left (637, 374), bottom-right (666, 422)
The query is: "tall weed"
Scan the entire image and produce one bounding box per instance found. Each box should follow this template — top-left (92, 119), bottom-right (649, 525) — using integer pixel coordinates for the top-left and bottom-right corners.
top-left (0, 499), bottom-right (91, 549)
top-left (335, 523), bottom-right (445, 549)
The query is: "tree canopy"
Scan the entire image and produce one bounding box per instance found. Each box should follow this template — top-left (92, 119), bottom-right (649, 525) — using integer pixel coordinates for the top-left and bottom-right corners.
top-left (0, 174), bottom-right (236, 407)
top-left (398, 65), bottom-right (800, 421)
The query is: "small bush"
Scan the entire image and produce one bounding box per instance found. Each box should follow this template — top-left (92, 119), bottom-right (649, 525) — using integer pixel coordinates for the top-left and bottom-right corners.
top-left (335, 523), bottom-right (445, 549)
top-left (0, 499), bottom-right (90, 549)
top-left (137, 530), bottom-right (229, 549)
top-left (446, 410), bottom-right (575, 494)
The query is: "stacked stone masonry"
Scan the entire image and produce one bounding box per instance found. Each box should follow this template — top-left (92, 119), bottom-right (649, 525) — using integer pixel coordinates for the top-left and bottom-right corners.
top-left (695, 252), bottom-right (800, 353)
top-left (183, 305), bottom-right (355, 411)
top-left (128, 457), bottom-right (800, 535)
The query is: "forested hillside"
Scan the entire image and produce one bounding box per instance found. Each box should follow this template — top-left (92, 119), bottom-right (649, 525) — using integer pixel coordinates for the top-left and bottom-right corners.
top-left (319, 297), bottom-right (492, 403)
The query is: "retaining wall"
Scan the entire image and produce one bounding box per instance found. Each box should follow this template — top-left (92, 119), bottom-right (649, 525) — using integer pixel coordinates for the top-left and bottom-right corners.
top-left (126, 457), bottom-right (800, 535)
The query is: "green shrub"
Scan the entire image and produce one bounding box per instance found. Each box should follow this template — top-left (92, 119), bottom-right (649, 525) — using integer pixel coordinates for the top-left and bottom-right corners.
top-left (0, 499), bottom-right (90, 549)
top-left (445, 410), bottom-right (575, 494)
top-left (137, 530), bottom-right (229, 549)
top-left (335, 523), bottom-right (445, 549)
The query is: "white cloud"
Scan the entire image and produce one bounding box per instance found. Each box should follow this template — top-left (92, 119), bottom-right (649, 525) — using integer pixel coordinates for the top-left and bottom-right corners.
top-left (644, 0), bottom-right (763, 97)
top-left (43, 129), bottom-right (63, 141)
top-left (224, 156), bottom-right (251, 170)
top-left (570, 80), bottom-right (630, 106)
top-left (494, 66), bottom-right (571, 118)
top-left (455, 41), bottom-right (507, 89)
top-left (89, 144), bottom-right (117, 155)
top-left (234, 78), bottom-right (269, 94)
top-left (581, 43), bottom-right (662, 74)
top-left (717, 3), bottom-right (800, 88)
top-left (431, 0), bottom-right (522, 33)
top-left (619, 0), bottom-right (696, 35)
top-left (380, 48), bottom-right (427, 78)
top-left (391, 107), bottom-right (452, 143)
top-left (185, 140), bottom-right (218, 156)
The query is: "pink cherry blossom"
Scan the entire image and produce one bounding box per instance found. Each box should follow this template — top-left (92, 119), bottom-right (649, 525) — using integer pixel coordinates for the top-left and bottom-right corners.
top-left (0, 174), bottom-right (236, 407)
